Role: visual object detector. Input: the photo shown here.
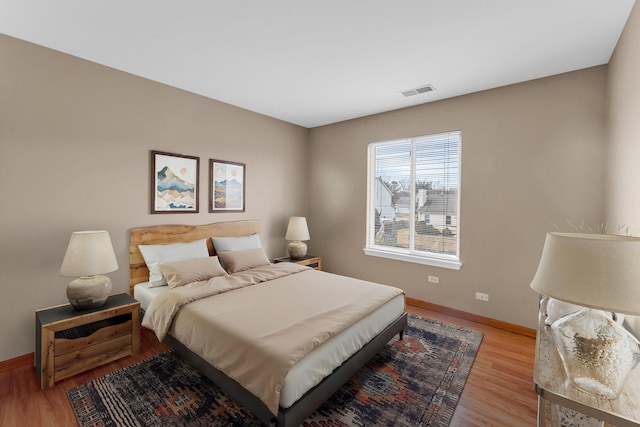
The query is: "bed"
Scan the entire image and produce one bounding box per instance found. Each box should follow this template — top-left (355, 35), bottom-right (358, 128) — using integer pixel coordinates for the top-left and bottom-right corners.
top-left (129, 220), bottom-right (408, 427)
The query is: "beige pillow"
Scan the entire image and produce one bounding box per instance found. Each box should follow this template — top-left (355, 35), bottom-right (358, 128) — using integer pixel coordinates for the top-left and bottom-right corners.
top-left (218, 248), bottom-right (270, 274)
top-left (159, 256), bottom-right (227, 288)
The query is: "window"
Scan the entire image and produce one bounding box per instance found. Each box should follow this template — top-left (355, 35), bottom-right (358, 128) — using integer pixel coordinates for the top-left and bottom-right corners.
top-left (365, 131), bottom-right (461, 270)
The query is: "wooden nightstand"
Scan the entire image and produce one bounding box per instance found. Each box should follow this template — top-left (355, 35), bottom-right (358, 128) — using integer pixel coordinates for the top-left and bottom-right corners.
top-left (35, 293), bottom-right (140, 389)
top-left (273, 255), bottom-right (322, 271)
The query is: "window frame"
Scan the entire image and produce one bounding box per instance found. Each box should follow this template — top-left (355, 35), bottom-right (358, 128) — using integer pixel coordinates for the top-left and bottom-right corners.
top-left (364, 131), bottom-right (462, 270)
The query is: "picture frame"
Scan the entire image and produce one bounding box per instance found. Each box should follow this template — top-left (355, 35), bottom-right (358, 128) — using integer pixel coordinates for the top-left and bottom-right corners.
top-left (209, 159), bottom-right (245, 213)
top-left (150, 150), bottom-right (199, 214)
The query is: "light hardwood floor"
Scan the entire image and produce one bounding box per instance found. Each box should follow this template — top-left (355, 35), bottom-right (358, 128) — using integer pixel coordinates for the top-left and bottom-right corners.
top-left (0, 304), bottom-right (538, 426)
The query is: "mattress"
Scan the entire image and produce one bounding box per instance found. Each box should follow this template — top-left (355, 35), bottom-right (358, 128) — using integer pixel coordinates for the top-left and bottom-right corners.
top-left (134, 282), bottom-right (169, 312)
top-left (134, 280), bottom-right (405, 409)
top-left (280, 292), bottom-right (404, 408)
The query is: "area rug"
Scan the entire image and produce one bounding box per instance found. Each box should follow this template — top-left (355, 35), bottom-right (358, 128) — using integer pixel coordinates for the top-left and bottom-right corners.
top-left (67, 314), bottom-right (483, 427)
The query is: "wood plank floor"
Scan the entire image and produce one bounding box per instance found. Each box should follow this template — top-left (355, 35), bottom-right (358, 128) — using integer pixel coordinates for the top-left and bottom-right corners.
top-left (0, 304), bottom-right (538, 426)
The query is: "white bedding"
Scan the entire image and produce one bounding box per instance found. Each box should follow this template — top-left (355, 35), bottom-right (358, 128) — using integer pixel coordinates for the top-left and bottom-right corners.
top-left (134, 282), bottom-right (169, 311)
top-left (133, 282), bottom-right (171, 311)
top-left (134, 274), bottom-right (405, 410)
top-left (280, 292), bottom-right (404, 408)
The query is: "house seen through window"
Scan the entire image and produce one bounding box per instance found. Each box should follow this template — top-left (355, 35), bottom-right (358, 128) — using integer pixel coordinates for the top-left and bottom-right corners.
top-left (365, 131), bottom-right (461, 270)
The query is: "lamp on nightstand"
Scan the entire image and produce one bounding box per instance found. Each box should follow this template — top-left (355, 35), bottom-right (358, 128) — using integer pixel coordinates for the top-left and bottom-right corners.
top-left (285, 216), bottom-right (310, 260)
top-left (59, 230), bottom-right (118, 310)
top-left (530, 232), bottom-right (640, 399)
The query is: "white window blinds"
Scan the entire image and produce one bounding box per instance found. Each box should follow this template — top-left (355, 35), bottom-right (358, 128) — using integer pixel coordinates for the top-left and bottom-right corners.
top-left (366, 131), bottom-right (461, 269)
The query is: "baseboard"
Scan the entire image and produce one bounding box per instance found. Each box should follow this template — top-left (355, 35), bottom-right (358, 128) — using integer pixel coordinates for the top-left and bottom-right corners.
top-left (406, 297), bottom-right (537, 338)
top-left (0, 300), bottom-right (535, 368)
top-left (0, 352), bottom-right (34, 373)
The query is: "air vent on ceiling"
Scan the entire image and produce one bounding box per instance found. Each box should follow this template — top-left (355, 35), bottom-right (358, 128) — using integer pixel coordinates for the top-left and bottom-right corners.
top-left (401, 84), bottom-right (435, 97)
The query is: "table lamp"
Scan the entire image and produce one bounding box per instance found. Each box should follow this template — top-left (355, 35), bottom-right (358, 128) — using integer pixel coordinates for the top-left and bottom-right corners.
top-left (530, 232), bottom-right (640, 399)
top-left (285, 216), bottom-right (310, 260)
top-left (59, 230), bottom-right (118, 310)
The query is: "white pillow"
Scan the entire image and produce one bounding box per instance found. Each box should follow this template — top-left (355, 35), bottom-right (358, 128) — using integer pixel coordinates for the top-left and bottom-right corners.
top-left (139, 238), bottom-right (209, 287)
top-left (211, 234), bottom-right (262, 253)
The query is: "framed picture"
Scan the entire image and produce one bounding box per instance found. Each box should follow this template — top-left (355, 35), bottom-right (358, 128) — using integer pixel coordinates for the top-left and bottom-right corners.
top-left (209, 159), bottom-right (245, 213)
top-left (150, 150), bottom-right (199, 213)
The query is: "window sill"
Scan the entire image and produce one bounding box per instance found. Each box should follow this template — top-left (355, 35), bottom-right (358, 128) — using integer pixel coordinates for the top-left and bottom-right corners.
top-left (363, 247), bottom-right (462, 270)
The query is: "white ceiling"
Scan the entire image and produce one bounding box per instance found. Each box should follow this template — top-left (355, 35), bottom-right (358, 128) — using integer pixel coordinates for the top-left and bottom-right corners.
top-left (0, 1), bottom-right (635, 128)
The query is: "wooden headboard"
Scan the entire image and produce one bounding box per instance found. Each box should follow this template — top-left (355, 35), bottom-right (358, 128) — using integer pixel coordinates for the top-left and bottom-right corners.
top-left (129, 220), bottom-right (260, 295)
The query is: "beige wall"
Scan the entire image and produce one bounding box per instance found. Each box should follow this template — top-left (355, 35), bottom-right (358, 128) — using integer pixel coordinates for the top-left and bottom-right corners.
top-left (606, 1), bottom-right (640, 334)
top-left (308, 67), bottom-right (607, 330)
top-left (0, 35), bottom-right (309, 361)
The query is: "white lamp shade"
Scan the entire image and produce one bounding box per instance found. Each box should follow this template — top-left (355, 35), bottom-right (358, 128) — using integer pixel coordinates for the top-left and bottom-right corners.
top-left (530, 232), bottom-right (640, 315)
top-left (59, 230), bottom-right (119, 277)
top-left (285, 217), bottom-right (310, 241)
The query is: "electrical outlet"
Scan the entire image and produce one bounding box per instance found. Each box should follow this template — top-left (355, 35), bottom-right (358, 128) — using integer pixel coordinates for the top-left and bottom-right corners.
top-left (428, 275), bottom-right (439, 284)
top-left (475, 292), bottom-right (489, 302)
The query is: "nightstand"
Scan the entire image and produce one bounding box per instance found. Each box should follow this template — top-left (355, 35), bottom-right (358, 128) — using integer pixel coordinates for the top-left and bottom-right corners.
top-left (35, 293), bottom-right (140, 389)
top-left (273, 255), bottom-right (322, 271)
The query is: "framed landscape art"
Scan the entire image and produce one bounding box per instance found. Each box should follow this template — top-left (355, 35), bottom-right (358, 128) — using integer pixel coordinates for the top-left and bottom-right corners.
top-left (150, 150), bottom-right (199, 213)
top-left (209, 159), bottom-right (245, 213)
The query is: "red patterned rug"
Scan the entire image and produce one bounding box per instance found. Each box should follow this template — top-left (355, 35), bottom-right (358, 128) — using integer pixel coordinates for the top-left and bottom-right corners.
top-left (67, 314), bottom-right (482, 426)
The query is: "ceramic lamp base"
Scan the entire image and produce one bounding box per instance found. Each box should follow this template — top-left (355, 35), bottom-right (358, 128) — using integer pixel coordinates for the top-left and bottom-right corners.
top-left (288, 241), bottom-right (307, 260)
top-left (66, 275), bottom-right (112, 310)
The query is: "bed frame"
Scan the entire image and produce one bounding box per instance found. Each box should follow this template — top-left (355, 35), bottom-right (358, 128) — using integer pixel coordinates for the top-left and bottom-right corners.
top-left (129, 220), bottom-right (408, 427)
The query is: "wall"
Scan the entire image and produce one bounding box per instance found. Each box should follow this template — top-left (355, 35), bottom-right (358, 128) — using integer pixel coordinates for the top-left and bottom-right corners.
top-left (308, 67), bottom-right (607, 330)
top-left (0, 35), bottom-right (309, 361)
top-left (1, 22), bottom-right (627, 361)
top-left (606, 1), bottom-right (640, 334)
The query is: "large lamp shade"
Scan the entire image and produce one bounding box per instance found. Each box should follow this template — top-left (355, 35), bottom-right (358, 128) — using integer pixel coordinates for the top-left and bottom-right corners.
top-left (530, 232), bottom-right (640, 315)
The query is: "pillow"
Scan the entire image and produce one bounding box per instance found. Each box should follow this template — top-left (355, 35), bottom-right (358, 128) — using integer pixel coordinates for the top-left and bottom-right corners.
top-left (159, 256), bottom-right (227, 288)
top-left (211, 234), bottom-right (262, 253)
top-left (138, 239), bottom-right (209, 287)
top-left (217, 248), bottom-right (270, 274)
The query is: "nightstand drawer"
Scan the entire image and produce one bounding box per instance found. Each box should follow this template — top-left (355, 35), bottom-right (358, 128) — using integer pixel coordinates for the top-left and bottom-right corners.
top-left (36, 293), bottom-right (140, 389)
top-left (55, 335), bottom-right (132, 381)
top-left (55, 315), bottom-right (132, 355)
